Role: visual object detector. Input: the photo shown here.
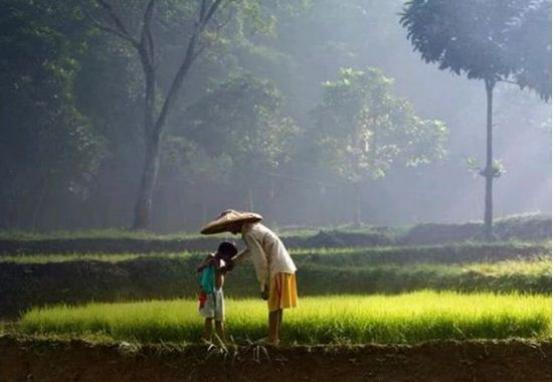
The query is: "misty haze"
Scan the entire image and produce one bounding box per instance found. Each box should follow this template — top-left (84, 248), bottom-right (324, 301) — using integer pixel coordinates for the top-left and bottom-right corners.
top-left (1, 0), bottom-right (550, 232)
top-left (0, 1), bottom-right (551, 381)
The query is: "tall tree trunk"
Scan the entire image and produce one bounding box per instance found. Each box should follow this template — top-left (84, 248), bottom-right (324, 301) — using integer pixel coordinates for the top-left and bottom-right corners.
top-left (132, 53), bottom-right (157, 230)
top-left (483, 79), bottom-right (495, 239)
top-left (93, 0), bottom-right (221, 230)
top-left (131, 31), bottom-right (198, 230)
top-left (132, 131), bottom-right (160, 229)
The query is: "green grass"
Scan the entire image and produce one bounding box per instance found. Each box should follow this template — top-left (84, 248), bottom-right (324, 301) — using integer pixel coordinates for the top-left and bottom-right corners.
top-left (1, 241), bottom-right (549, 264)
top-left (466, 257), bottom-right (551, 276)
top-left (1, 213), bottom-right (547, 242)
top-left (0, 252), bottom-right (194, 264)
top-left (18, 291), bottom-right (551, 345)
top-left (0, 253), bottom-right (140, 264)
top-left (0, 224), bottom-right (393, 241)
top-left (0, 226), bottom-right (380, 241)
top-left (2, 246), bottom-right (550, 319)
top-left (292, 241), bottom-right (551, 265)
top-left (0, 228), bottom-right (227, 241)
top-left (299, 257), bottom-right (551, 294)
top-left (303, 256), bottom-right (552, 278)
top-left (1, 256), bottom-right (550, 320)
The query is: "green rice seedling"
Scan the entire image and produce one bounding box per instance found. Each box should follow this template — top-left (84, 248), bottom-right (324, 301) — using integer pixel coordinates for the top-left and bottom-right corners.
top-left (19, 291), bottom-right (551, 345)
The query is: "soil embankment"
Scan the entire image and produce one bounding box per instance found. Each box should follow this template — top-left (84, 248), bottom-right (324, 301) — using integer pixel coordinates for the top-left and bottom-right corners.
top-left (0, 336), bottom-right (550, 382)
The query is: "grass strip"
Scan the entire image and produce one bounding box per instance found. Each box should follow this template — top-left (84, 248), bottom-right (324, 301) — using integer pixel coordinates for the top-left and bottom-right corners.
top-left (18, 291), bottom-right (551, 345)
top-left (1, 241), bottom-right (549, 264)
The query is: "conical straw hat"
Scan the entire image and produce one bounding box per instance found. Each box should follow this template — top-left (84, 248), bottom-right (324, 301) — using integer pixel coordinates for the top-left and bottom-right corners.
top-left (200, 209), bottom-right (263, 235)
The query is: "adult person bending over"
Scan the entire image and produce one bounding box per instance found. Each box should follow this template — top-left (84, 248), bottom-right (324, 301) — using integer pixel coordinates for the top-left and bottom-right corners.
top-left (201, 209), bottom-right (297, 345)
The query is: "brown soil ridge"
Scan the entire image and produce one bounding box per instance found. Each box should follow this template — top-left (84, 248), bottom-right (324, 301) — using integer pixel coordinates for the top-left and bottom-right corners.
top-left (0, 336), bottom-right (551, 382)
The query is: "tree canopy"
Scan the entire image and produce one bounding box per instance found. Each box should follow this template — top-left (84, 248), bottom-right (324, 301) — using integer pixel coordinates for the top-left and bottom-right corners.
top-left (182, 74), bottom-right (298, 208)
top-left (401, 0), bottom-right (551, 238)
top-left (400, 0), bottom-right (552, 99)
top-left (0, 0), bottom-right (549, 230)
top-left (313, 67), bottom-right (447, 184)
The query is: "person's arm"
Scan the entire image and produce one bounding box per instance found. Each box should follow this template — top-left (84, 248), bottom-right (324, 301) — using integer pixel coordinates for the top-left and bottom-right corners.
top-left (215, 259), bottom-right (225, 289)
top-left (243, 232), bottom-right (269, 293)
top-left (196, 254), bottom-right (214, 272)
top-left (232, 247), bottom-right (250, 265)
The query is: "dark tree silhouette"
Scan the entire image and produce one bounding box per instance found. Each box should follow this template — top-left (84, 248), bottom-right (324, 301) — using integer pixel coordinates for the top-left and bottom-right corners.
top-left (401, 0), bottom-right (551, 238)
top-left (88, 0), bottom-right (231, 229)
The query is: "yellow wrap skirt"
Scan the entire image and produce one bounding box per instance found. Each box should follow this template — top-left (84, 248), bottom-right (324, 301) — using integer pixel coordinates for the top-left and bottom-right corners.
top-left (268, 272), bottom-right (298, 312)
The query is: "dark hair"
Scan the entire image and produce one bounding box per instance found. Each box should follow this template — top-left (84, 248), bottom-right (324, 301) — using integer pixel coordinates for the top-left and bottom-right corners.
top-left (217, 241), bottom-right (238, 258)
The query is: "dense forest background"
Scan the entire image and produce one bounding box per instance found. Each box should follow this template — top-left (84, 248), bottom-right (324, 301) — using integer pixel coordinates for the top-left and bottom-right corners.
top-left (1, 0), bottom-right (551, 232)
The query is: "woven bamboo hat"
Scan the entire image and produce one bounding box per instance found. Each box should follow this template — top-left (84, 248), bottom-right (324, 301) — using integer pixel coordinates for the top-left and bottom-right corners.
top-left (200, 209), bottom-right (263, 235)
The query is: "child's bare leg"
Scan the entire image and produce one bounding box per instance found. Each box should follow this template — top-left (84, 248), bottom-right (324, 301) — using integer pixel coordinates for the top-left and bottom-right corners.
top-left (268, 309), bottom-right (282, 345)
top-left (215, 320), bottom-right (225, 343)
top-left (203, 318), bottom-right (213, 340)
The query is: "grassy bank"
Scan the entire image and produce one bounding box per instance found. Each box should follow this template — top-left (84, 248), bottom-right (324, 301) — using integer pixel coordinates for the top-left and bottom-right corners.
top-left (0, 215), bottom-right (549, 254)
top-left (1, 241), bottom-right (549, 264)
top-left (1, 251), bottom-right (550, 318)
top-left (18, 291), bottom-right (551, 344)
top-left (300, 257), bottom-right (551, 294)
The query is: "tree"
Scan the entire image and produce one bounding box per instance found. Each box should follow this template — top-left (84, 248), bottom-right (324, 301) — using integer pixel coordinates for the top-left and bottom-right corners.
top-left (160, 136), bottom-right (232, 225)
top-left (86, 0), bottom-right (265, 229)
top-left (0, 0), bottom-right (105, 229)
top-left (312, 67), bottom-right (447, 226)
top-left (400, 0), bottom-right (552, 238)
top-left (181, 74), bottom-right (299, 212)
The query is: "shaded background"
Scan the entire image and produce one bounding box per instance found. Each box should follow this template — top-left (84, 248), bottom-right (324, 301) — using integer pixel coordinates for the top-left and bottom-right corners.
top-left (0, 0), bottom-right (550, 232)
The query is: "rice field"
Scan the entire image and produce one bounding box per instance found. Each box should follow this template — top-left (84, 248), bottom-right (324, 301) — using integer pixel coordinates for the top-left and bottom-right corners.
top-left (19, 291), bottom-right (551, 345)
top-left (1, 241), bottom-right (549, 264)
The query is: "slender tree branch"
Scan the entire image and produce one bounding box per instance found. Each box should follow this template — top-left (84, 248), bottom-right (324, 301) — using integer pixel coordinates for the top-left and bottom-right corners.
top-left (191, 9), bottom-right (233, 63)
top-left (153, 0), bottom-right (225, 135)
top-left (84, 8), bottom-right (139, 46)
top-left (140, 0), bottom-right (156, 65)
top-left (191, 40), bottom-right (208, 62)
top-left (201, 0), bottom-right (224, 28)
top-left (96, 0), bottom-right (139, 46)
top-left (199, 0), bottom-right (208, 22)
top-left (153, 31), bottom-right (199, 135)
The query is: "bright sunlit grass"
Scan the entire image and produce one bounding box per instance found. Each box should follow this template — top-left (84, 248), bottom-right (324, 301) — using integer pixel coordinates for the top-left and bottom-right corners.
top-left (19, 291), bottom-right (551, 345)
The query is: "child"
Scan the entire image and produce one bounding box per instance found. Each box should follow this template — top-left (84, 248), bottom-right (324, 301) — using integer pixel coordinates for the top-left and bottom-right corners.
top-left (197, 241), bottom-right (237, 343)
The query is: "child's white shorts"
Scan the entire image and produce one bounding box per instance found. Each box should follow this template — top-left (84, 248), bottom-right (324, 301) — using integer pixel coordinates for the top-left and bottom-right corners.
top-left (199, 289), bottom-right (225, 321)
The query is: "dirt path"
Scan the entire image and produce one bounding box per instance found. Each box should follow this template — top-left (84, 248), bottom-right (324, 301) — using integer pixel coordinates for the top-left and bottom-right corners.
top-left (0, 336), bottom-right (550, 382)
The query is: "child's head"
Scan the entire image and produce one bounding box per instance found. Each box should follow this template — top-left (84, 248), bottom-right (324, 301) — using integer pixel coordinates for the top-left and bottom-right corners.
top-left (217, 241), bottom-right (237, 261)
top-left (216, 241), bottom-right (237, 272)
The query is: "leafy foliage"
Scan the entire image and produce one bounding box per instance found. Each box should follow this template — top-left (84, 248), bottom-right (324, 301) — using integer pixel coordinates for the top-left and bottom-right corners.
top-left (19, 292), bottom-right (551, 344)
top-left (0, 0), bottom-right (105, 228)
top-left (400, 0), bottom-right (551, 99)
top-left (182, 74), bottom-right (299, 182)
top-left (312, 67), bottom-right (447, 184)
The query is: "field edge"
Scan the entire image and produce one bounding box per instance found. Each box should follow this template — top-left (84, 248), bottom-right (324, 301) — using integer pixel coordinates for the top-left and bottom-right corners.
top-left (0, 335), bottom-right (551, 382)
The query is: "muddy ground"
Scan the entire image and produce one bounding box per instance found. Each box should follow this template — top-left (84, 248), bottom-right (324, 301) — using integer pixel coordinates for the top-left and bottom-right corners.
top-left (0, 336), bottom-right (550, 382)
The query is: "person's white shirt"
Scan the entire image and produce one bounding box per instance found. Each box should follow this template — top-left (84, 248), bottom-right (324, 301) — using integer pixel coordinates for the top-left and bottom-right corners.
top-left (234, 222), bottom-right (297, 292)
